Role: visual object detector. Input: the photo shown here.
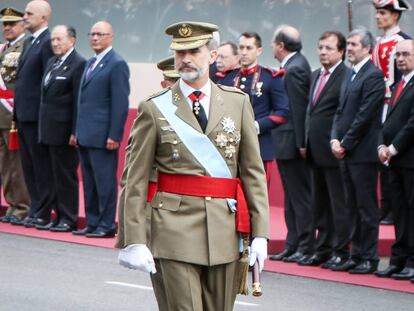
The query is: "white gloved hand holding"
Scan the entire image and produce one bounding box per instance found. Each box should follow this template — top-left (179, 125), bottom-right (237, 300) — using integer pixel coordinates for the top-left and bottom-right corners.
top-left (118, 244), bottom-right (156, 274)
top-left (249, 237), bottom-right (268, 272)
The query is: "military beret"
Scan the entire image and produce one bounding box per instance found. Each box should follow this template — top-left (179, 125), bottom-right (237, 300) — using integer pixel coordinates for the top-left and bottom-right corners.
top-left (165, 21), bottom-right (219, 51)
top-left (0, 7), bottom-right (24, 22)
top-left (373, 0), bottom-right (412, 11)
top-left (157, 55), bottom-right (180, 79)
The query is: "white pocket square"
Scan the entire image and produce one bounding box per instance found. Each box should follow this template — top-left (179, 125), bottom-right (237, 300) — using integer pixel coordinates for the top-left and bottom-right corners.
top-left (55, 76), bottom-right (67, 80)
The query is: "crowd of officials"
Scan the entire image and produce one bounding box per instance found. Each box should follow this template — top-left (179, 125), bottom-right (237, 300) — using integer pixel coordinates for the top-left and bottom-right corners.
top-left (1, 2), bottom-right (414, 308)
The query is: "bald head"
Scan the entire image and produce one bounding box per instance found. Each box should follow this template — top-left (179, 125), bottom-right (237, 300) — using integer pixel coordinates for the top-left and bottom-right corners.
top-left (24, 0), bottom-right (52, 33)
top-left (271, 24), bottom-right (302, 62)
top-left (395, 39), bottom-right (414, 75)
top-left (89, 21), bottom-right (113, 54)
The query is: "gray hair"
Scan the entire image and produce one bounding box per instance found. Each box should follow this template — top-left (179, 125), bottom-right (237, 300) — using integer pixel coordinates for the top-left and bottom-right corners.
top-left (348, 28), bottom-right (375, 53)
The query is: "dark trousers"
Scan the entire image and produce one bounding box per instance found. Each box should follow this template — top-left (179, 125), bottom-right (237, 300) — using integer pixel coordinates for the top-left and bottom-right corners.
top-left (388, 167), bottom-right (414, 268)
top-left (379, 165), bottom-right (393, 220)
top-left (311, 165), bottom-right (350, 259)
top-left (48, 144), bottom-right (79, 226)
top-left (17, 121), bottom-right (55, 220)
top-left (79, 146), bottom-right (118, 232)
top-left (339, 160), bottom-right (379, 263)
top-left (277, 158), bottom-right (314, 254)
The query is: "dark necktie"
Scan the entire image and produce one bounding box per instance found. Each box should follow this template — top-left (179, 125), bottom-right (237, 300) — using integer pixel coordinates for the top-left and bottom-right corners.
top-left (189, 90), bottom-right (208, 132)
top-left (20, 35), bottom-right (34, 60)
top-left (44, 58), bottom-right (62, 85)
top-left (85, 57), bottom-right (97, 79)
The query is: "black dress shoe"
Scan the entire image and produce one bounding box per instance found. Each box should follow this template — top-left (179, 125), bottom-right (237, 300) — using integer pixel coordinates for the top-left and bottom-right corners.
top-left (375, 265), bottom-right (403, 278)
top-left (36, 221), bottom-right (57, 230)
top-left (349, 260), bottom-right (378, 274)
top-left (298, 254), bottom-right (330, 266)
top-left (86, 230), bottom-right (116, 238)
top-left (330, 258), bottom-right (357, 272)
top-left (283, 252), bottom-right (305, 263)
top-left (0, 215), bottom-right (11, 223)
top-left (269, 249), bottom-right (295, 261)
top-left (30, 218), bottom-right (50, 228)
top-left (16, 216), bottom-right (34, 227)
top-left (72, 227), bottom-right (95, 235)
top-left (321, 256), bottom-right (341, 269)
top-left (392, 267), bottom-right (414, 280)
top-left (380, 218), bottom-right (393, 225)
top-left (50, 223), bottom-right (76, 232)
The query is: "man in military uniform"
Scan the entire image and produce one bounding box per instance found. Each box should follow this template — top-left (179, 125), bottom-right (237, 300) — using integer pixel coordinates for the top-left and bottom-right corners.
top-left (117, 21), bottom-right (269, 311)
top-left (218, 32), bottom-right (289, 187)
top-left (0, 7), bottom-right (30, 223)
top-left (372, 0), bottom-right (412, 225)
top-left (157, 55), bottom-right (180, 88)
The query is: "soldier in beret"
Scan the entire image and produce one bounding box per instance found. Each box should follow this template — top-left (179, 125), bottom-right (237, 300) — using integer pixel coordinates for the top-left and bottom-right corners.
top-left (0, 7), bottom-right (30, 224)
top-left (117, 21), bottom-right (269, 311)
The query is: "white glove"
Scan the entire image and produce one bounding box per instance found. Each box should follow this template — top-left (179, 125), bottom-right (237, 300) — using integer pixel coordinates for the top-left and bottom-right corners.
top-left (118, 243), bottom-right (156, 274)
top-left (249, 237), bottom-right (268, 272)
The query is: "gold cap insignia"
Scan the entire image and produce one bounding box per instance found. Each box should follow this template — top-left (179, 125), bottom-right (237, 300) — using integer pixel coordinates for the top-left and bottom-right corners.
top-left (178, 24), bottom-right (192, 38)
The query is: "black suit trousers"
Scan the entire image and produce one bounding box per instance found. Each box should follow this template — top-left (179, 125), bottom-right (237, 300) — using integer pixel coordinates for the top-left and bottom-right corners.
top-left (277, 158), bottom-right (313, 253)
top-left (388, 167), bottom-right (414, 268)
top-left (339, 160), bottom-right (379, 263)
top-left (17, 121), bottom-right (56, 219)
top-left (48, 144), bottom-right (79, 226)
top-left (311, 165), bottom-right (350, 258)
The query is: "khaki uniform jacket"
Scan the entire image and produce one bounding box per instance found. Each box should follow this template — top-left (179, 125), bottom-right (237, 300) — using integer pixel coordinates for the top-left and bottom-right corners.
top-left (0, 37), bottom-right (25, 129)
top-left (117, 81), bottom-right (269, 266)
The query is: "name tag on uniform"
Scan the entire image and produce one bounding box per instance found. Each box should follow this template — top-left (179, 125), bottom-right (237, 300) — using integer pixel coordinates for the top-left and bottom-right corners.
top-left (55, 76), bottom-right (67, 80)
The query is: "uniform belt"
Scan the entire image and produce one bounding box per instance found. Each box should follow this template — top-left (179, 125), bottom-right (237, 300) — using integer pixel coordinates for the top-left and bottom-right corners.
top-left (0, 89), bottom-right (14, 99)
top-left (154, 172), bottom-right (251, 234)
top-left (147, 181), bottom-right (157, 202)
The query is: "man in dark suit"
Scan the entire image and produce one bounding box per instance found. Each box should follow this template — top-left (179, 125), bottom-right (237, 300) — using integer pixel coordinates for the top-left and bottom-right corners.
top-left (299, 31), bottom-right (350, 268)
top-left (216, 32), bottom-right (289, 186)
top-left (38, 25), bottom-right (85, 232)
top-left (13, 0), bottom-right (55, 227)
top-left (330, 28), bottom-right (384, 274)
top-left (375, 39), bottom-right (414, 281)
top-left (269, 25), bottom-right (314, 263)
top-left (72, 21), bottom-right (130, 238)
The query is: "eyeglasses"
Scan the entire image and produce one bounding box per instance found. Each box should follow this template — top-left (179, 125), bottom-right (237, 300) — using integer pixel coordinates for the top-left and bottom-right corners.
top-left (87, 32), bottom-right (110, 38)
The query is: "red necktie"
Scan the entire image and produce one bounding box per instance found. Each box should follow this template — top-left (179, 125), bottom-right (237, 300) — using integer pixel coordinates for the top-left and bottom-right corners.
top-left (392, 79), bottom-right (405, 106)
top-left (312, 70), bottom-right (329, 105)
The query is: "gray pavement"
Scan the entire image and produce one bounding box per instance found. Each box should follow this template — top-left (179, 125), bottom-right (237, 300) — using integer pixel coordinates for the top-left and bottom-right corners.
top-left (0, 233), bottom-right (412, 311)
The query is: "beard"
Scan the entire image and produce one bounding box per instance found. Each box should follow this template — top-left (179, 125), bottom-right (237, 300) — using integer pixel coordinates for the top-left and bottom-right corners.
top-left (178, 63), bottom-right (209, 82)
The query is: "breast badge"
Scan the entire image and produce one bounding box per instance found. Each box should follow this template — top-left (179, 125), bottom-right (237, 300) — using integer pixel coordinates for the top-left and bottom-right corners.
top-left (0, 52), bottom-right (20, 83)
top-left (215, 117), bottom-right (240, 158)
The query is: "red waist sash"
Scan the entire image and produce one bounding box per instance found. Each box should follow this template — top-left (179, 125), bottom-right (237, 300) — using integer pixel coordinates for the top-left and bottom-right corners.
top-left (0, 89), bottom-right (14, 99)
top-left (151, 172), bottom-right (251, 234)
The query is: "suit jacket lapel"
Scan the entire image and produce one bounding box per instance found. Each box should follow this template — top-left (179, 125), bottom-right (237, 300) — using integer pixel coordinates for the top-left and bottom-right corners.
top-left (171, 83), bottom-right (203, 133)
top-left (309, 70), bottom-right (320, 110)
top-left (205, 83), bottom-right (225, 135)
top-left (83, 49), bottom-right (113, 87)
top-left (387, 77), bottom-right (414, 118)
top-left (45, 51), bottom-right (75, 91)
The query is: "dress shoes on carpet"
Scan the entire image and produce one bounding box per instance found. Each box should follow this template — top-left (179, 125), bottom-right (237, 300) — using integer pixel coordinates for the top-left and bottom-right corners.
top-left (10, 216), bottom-right (31, 226)
top-left (72, 227), bottom-right (95, 236)
top-left (269, 249), bottom-right (295, 261)
top-left (298, 254), bottom-right (330, 266)
top-left (321, 256), bottom-right (342, 269)
top-left (0, 215), bottom-right (11, 223)
top-left (375, 265), bottom-right (403, 278)
top-left (283, 252), bottom-right (306, 263)
top-left (86, 230), bottom-right (116, 238)
top-left (25, 217), bottom-right (49, 228)
top-left (330, 258), bottom-right (357, 272)
top-left (36, 221), bottom-right (57, 230)
top-left (392, 267), bottom-right (414, 280)
top-left (50, 223), bottom-right (76, 232)
top-left (348, 260), bottom-right (377, 274)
